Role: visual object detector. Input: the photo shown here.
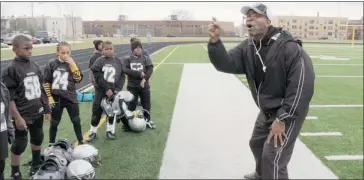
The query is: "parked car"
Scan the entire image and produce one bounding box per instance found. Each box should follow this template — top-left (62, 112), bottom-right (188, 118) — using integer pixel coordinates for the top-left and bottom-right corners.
top-left (32, 37), bottom-right (43, 44)
top-left (3, 33), bottom-right (32, 45)
top-left (35, 31), bottom-right (51, 43)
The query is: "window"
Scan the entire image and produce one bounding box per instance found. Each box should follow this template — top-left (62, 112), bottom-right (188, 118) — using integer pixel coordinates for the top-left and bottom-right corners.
top-left (328, 26), bottom-right (333, 30)
top-left (323, 26), bottom-right (326, 30)
top-left (309, 32), bottom-right (314, 36)
top-left (292, 19), bottom-right (297, 23)
top-left (279, 20), bottom-right (284, 23)
top-left (309, 20), bottom-right (315, 24)
top-left (292, 25), bottom-right (297, 29)
top-left (299, 26), bottom-right (302, 29)
top-left (328, 20), bottom-right (333, 24)
top-left (328, 32), bottom-right (333, 36)
top-left (340, 26), bottom-right (346, 30)
top-left (309, 25), bottom-right (315, 29)
top-left (340, 20), bottom-right (347, 24)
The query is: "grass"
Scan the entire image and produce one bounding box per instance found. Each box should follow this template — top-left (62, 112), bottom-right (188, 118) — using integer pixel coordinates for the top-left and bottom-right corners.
top-left (4, 41), bottom-right (363, 179)
top-left (232, 43), bottom-right (363, 179)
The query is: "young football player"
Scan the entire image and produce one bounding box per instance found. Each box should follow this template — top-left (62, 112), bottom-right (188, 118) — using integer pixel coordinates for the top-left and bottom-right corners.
top-left (89, 40), bottom-right (103, 85)
top-left (43, 41), bottom-right (84, 145)
top-left (129, 38), bottom-right (150, 58)
top-left (0, 82), bottom-right (15, 180)
top-left (122, 40), bottom-right (155, 130)
top-left (1, 35), bottom-right (51, 179)
top-left (88, 41), bottom-right (125, 141)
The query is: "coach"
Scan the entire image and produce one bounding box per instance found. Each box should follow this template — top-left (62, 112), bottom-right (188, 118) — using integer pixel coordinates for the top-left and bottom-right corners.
top-left (207, 3), bottom-right (315, 180)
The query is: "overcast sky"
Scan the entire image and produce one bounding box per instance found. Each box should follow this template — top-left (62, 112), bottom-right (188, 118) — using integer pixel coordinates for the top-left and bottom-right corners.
top-left (1, 1), bottom-right (363, 25)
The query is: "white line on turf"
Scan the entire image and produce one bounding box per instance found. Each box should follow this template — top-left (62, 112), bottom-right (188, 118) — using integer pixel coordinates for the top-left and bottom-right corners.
top-left (316, 75), bottom-right (363, 78)
top-left (154, 46), bottom-right (179, 69)
top-left (306, 116), bottom-right (318, 120)
top-left (325, 155), bottom-right (363, 161)
top-left (310, 104), bottom-right (363, 108)
top-left (300, 132), bottom-right (343, 136)
top-left (200, 43), bottom-right (207, 51)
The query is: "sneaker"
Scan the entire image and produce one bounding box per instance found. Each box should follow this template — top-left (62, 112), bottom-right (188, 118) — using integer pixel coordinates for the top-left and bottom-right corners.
top-left (147, 120), bottom-right (156, 129)
top-left (86, 132), bottom-right (97, 142)
top-left (10, 172), bottom-right (22, 180)
top-left (106, 131), bottom-right (116, 140)
top-left (243, 172), bottom-right (261, 180)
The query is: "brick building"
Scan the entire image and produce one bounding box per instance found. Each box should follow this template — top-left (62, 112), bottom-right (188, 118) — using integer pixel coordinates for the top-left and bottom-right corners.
top-left (82, 20), bottom-right (235, 37)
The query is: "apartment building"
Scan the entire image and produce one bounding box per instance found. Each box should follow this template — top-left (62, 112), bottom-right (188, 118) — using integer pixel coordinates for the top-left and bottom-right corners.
top-left (270, 15), bottom-right (348, 40)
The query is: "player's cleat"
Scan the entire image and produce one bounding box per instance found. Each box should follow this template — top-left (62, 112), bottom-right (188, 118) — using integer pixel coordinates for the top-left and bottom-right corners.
top-left (106, 131), bottom-right (116, 140)
top-left (147, 120), bottom-right (156, 129)
top-left (10, 172), bottom-right (22, 180)
top-left (86, 132), bottom-right (97, 142)
top-left (243, 172), bottom-right (261, 180)
top-left (28, 164), bottom-right (41, 178)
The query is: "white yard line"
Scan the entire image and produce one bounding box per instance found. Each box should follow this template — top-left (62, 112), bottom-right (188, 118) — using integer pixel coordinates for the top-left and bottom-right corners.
top-left (325, 155), bottom-right (363, 161)
top-left (159, 63), bottom-right (337, 179)
top-left (306, 116), bottom-right (318, 120)
top-left (154, 46), bottom-right (179, 70)
top-left (200, 43), bottom-right (208, 51)
top-left (310, 104), bottom-right (363, 108)
top-left (300, 132), bottom-right (343, 136)
top-left (316, 75), bottom-right (363, 78)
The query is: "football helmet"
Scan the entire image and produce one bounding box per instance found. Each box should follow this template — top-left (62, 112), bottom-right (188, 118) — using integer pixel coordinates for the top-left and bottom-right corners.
top-left (128, 109), bottom-right (149, 132)
top-left (72, 144), bottom-right (101, 168)
top-left (31, 154), bottom-right (68, 180)
top-left (101, 97), bottom-right (114, 118)
top-left (66, 159), bottom-right (95, 180)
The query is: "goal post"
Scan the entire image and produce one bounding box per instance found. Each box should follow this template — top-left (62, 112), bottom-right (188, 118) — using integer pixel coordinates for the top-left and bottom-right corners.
top-left (340, 24), bottom-right (363, 46)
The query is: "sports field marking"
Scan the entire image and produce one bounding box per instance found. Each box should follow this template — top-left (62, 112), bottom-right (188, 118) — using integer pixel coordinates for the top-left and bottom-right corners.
top-left (325, 155), bottom-right (363, 161)
top-left (159, 63), bottom-right (338, 179)
top-left (316, 75), bottom-right (363, 78)
top-left (314, 64), bottom-right (363, 66)
top-left (300, 132), bottom-right (343, 137)
top-left (73, 45), bottom-right (177, 147)
top-left (200, 43), bottom-right (208, 51)
top-left (310, 104), bottom-right (363, 108)
top-left (154, 45), bottom-right (179, 70)
top-left (306, 116), bottom-right (318, 120)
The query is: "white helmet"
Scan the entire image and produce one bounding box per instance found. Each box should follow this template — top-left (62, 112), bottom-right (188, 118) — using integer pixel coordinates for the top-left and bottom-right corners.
top-left (101, 97), bottom-right (114, 118)
top-left (112, 91), bottom-right (135, 118)
top-left (72, 144), bottom-right (101, 168)
top-left (128, 110), bottom-right (148, 132)
top-left (32, 154), bottom-right (68, 180)
top-left (43, 146), bottom-right (73, 164)
top-left (66, 159), bottom-right (95, 180)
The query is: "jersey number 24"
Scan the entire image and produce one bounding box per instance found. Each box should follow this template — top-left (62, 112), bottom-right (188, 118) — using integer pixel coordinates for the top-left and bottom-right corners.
top-left (52, 70), bottom-right (69, 91)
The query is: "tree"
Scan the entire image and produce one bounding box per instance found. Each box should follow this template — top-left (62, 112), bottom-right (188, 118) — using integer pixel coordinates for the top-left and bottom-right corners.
top-left (167, 10), bottom-right (194, 36)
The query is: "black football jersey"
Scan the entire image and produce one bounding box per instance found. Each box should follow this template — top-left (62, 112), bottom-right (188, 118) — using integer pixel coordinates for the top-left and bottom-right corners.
top-left (90, 56), bottom-right (125, 92)
top-left (43, 59), bottom-right (83, 103)
top-left (1, 57), bottom-right (50, 124)
top-left (123, 55), bottom-right (153, 87)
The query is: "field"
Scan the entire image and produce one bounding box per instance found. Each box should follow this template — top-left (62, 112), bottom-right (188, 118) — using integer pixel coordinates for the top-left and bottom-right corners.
top-left (2, 40), bottom-right (363, 179)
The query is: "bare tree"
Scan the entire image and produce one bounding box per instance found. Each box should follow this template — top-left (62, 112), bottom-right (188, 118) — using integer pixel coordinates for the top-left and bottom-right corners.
top-left (168, 10), bottom-right (194, 35)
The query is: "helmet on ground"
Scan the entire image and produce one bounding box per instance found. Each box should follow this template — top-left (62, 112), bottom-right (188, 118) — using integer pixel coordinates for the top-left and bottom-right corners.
top-left (128, 110), bottom-right (148, 132)
top-left (72, 144), bottom-right (101, 168)
top-left (66, 159), bottom-right (95, 180)
top-left (32, 154), bottom-right (68, 179)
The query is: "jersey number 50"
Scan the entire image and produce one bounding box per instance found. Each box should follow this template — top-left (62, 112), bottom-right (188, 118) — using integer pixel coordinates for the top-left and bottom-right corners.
top-left (24, 75), bottom-right (41, 100)
top-left (52, 70), bottom-right (69, 90)
top-left (102, 66), bottom-right (116, 83)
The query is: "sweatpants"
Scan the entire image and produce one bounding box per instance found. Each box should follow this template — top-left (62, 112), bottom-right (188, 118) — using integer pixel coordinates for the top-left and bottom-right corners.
top-left (249, 111), bottom-right (305, 179)
top-left (127, 86), bottom-right (151, 121)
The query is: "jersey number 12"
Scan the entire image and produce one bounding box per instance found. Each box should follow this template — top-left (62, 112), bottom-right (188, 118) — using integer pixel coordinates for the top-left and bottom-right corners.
top-left (24, 75), bottom-right (41, 100)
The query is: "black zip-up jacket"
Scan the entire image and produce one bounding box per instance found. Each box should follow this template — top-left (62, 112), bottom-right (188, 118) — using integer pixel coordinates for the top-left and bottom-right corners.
top-left (208, 26), bottom-right (315, 122)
